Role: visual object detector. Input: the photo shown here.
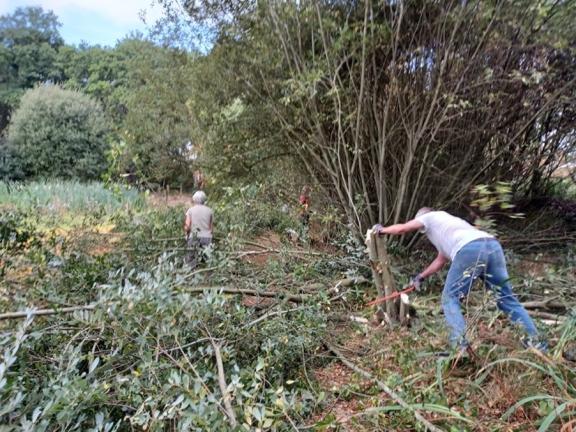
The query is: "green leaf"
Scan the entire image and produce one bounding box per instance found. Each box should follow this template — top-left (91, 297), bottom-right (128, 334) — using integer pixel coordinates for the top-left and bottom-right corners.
top-left (538, 401), bottom-right (569, 431)
top-left (89, 357), bottom-right (100, 374)
top-left (501, 395), bottom-right (559, 420)
top-left (255, 357), bottom-right (265, 371)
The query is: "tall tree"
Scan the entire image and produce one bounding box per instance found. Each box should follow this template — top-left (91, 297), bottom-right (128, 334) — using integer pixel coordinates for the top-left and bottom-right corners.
top-left (57, 43), bottom-right (129, 122)
top-left (0, 7), bottom-right (64, 132)
top-left (0, 6), bottom-right (63, 48)
top-left (109, 38), bottom-right (197, 187)
top-left (158, 0), bottom-right (576, 235)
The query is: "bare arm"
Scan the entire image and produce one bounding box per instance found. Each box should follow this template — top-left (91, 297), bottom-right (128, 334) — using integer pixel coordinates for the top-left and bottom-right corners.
top-left (184, 212), bottom-right (191, 236)
top-left (379, 219), bottom-right (424, 235)
top-left (419, 252), bottom-right (449, 279)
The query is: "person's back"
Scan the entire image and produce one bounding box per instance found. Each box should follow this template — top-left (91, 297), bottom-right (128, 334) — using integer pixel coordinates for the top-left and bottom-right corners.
top-left (415, 211), bottom-right (492, 260)
top-left (378, 207), bottom-right (546, 354)
top-left (186, 204), bottom-right (213, 239)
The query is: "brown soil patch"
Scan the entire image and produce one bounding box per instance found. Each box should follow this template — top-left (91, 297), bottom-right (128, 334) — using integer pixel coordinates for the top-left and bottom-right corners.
top-left (312, 399), bottom-right (363, 429)
top-left (241, 296), bottom-right (276, 308)
top-left (311, 359), bottom-right (390, 430)
top-left (310, 325), bottom-right (392, 429)
top-left (89, 233), bottom-right (124, 256)
top-left (312, 358), bottom-right (379, 429)
top-left (59, 225), bottom-right (125, 257)
top-left (513, 253), bottom-right (561, 278)
top-left (476, 321), bottom-right (518, 349)
top-left (315, 361), bottom-right (356, 391)
top-left (2, 264), bottom-right (34, 287)
top-left (251, 232), bottom-right (283, 249)
top-left (243, 252), bottom-right (271, 266)
top-left (149, 192), bottom-right (191, 208)
top-left (241, 231), bottom-right (284, 266)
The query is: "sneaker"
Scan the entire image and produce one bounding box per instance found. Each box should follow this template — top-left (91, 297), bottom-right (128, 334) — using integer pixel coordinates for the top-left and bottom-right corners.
top-left (522, 337), bottom-right (548, 353)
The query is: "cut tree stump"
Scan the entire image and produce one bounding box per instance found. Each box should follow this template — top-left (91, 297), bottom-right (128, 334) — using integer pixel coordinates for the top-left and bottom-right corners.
top-left (366, 231), bottom-right (410, 325)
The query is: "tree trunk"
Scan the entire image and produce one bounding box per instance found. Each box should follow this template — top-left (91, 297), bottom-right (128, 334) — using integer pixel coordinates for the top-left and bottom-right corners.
top-left (367, 231), bottom-right (409, 324)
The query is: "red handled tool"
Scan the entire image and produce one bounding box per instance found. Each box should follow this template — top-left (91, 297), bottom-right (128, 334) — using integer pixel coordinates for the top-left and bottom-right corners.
top-left (366, 285), bottom-right (415, 307)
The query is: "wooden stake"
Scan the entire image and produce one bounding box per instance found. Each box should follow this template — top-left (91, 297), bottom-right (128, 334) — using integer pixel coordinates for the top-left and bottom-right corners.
top-left (366, 231), bottom-right (407, 324)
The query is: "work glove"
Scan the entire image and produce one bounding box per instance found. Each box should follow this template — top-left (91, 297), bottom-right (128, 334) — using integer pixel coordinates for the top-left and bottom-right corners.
top-left (409, 274), bottom-right (425, 292)
top-left (371, 224), bottom-right (384, 235)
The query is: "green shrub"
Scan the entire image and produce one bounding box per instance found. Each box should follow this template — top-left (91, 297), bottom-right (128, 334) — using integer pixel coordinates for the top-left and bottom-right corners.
top-left (213, 184), bottom-right (298, 238)
top-left (548, 177), bottom-right (576, 201)
top-left (0, 209), bottom-right (41, 279)
top-left (5, 85), bottom-right (109, 180)
top-left (0, 209), bottom-right (37, 250)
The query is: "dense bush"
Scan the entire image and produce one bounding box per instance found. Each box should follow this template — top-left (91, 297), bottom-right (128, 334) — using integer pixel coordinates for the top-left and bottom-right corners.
top-left (109, 40), bottom-right (197, 188)
top-left (5, 85), bottom-right (109, 180)
top-left (213, 184), bottom-right (299, 238)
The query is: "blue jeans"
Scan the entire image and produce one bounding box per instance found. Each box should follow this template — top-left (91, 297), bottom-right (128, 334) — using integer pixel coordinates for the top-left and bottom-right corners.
top-left (442, 238), bottom-right (538, 348)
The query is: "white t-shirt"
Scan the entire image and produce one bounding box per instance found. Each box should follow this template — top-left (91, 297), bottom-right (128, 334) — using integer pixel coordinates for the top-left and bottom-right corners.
top-left (186, 204), bottom-right (213, 239)
top-left (415, 211), bottom-right (493, 260)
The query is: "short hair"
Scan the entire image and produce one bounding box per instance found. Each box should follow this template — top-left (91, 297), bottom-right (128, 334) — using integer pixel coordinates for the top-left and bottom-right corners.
top-left (192, 190), bottom-right (207, 204)
top-left (415, 207), bottom-right (433, 218)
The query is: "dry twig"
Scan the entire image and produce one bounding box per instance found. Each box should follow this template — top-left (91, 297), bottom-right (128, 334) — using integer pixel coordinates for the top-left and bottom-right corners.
top-left (235, 248), bottom-right (325, 258)
top-left (527, 310), bottom-right (566, 322)
top-left (184, 286), bottom-right (308, 303)
top-left (208, 337), bottom-right (238, 428)
top-left (326, 342), bottom-right (445, 432)
top-left (0, 304), bottom-right (96, 321)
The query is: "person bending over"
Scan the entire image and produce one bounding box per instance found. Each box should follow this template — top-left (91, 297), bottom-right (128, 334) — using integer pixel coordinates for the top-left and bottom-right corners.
top-left (377, 208), bottom-right (546, 353)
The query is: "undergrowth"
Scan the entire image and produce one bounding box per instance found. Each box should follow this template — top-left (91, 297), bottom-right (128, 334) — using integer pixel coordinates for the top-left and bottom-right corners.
top-left (1, 181), bottom-right (575, 431)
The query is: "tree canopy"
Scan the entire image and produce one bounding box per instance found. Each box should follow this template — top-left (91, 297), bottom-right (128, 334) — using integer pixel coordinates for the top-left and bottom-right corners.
top-left (0, 2), bottom-right (574, 219)
top-left (6, 85), bottom-right (109, 180)
top-left (0, 6), bottom-right (200, 186)
top-left (155, 0), bottom-right (576, 234)
top-left (0, 7), bottom-right (64, 130)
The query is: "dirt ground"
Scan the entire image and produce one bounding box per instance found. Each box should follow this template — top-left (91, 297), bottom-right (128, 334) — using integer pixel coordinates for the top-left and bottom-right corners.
top-left (148, 191), bottom-right (192, 208)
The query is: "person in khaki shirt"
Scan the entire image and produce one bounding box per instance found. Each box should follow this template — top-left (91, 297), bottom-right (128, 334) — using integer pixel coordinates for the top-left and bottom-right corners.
top-left (184, 191), bottom-right (213, 268)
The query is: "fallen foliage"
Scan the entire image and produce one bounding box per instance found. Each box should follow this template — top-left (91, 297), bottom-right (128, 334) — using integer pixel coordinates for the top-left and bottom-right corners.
top-left (1, 181), bottom-right (575, 431)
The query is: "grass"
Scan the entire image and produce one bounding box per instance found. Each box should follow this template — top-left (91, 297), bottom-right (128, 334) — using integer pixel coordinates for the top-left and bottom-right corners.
top-left (0, 180), bottom-right (143, 213)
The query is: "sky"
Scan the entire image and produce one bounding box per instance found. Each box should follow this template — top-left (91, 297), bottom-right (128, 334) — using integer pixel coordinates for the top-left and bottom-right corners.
top-left (0, 0), bottom-right (165, 47)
